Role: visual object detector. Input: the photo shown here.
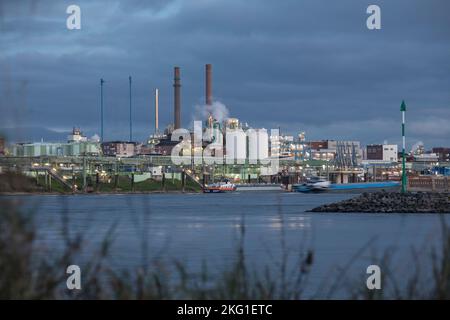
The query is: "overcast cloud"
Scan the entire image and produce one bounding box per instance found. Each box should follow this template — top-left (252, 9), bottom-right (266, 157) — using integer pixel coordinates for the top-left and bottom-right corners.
top-left (0, 0), bottom-right (449, 149)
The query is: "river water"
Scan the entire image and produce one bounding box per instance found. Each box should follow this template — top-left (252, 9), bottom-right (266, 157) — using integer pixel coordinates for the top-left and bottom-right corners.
top-left (4, 192), bottom-right (449, 298)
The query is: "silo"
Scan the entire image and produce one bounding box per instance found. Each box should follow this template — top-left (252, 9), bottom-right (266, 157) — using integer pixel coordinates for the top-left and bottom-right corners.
top-left (248, 129), bottom-right (269, 164)
top-left (226, 129), bottom-right (247, 164)
top-left (258, 129), bottom-right (269, 161)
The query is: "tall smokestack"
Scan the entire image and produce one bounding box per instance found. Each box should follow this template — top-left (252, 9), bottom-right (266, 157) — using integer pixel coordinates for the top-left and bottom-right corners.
top-left (173, 67), bottom-right (181, 129)
top-left (206, 64), bottom-right (212, 105)
top-left (155, 88), bottom-right (159, 133)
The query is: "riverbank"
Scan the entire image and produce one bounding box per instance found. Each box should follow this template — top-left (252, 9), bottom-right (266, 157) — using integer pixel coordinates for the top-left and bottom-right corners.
top-left (0, 190), bottom-right (200, 196)
top-left (309, 191), bottom-right (450, 213)
top-left (0, 172), bottom-right (202, 194)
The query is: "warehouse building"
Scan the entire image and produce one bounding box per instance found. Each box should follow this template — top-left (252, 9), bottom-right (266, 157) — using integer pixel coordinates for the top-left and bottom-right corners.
top-left (365, 144), bottom-right (398, 163)
top-left (11, 127), bottom-right (101, 157)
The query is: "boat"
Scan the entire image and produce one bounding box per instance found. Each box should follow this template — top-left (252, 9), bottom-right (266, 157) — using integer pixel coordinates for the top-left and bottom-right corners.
top-left (235, 183), bottom-right (284, 192)
top-left (292, 177), bottom-right (331, 193)
top-left (292, 179), bottom-right (400, 193)
top-left (329, 181), bottom-right (400, 192)
top-left (202, 180), bottom-right (237, 193)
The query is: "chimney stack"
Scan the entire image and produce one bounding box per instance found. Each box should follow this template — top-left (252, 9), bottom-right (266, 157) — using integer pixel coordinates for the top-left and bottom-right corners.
top-left (205, 64), bottom-right (212, 105)
top-left (173, 67), bottom-right (181, 129)
top-left (155, 88), bottom-right (159, 133)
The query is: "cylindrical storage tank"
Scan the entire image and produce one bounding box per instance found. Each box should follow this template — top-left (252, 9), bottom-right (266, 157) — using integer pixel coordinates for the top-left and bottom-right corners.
top-left (248, 129), bottom-right (269, 164)
top-left (226, 129), bottom-right (246, 164)
top-left (247, 129), bottom-right (258, 164)
top-left (258, 128), bottom-right (269, 161)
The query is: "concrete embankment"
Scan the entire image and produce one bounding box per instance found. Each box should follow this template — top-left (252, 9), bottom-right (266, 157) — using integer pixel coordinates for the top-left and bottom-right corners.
top-left (309, 191), bottom-right (450, 213)
top-left (0, 172), bottom-right (202, 194)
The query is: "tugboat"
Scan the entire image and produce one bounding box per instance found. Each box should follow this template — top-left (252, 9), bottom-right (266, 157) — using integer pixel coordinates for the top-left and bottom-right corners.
top-left (202, 179), bottom-right (237, 193)
top-left (292, 176), bottom-right (331, 193)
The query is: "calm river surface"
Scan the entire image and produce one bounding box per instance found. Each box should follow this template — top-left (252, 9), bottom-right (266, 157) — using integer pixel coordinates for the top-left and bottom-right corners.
top-left (4, 192), bottom-right (449, 298)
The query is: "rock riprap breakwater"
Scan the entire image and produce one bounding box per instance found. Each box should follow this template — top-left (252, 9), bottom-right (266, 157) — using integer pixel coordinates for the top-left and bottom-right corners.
top-left (309, 192), bottom-right (450, 213)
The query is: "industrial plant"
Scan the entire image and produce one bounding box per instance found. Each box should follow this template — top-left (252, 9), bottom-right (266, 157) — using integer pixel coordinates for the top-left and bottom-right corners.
top-left (0, 63), bottom-right (449, 194)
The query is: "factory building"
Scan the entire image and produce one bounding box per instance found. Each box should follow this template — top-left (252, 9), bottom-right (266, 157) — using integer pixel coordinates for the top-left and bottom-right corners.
top-left (12, 141), bottom-right (100, 157)
top-left (272, 132), bottom-right (307, 160)
top-left (411, 152), bottom-right (440, 173)
top-left (101, 141), bottom-right (138, 157)
top-left (0, 137), bottom-right (5, 156)
top-left (154, 139), bottom-right (180, 156)
top-left (432, 147), bottom-right (450, 162)
top-left (279, 135), bottom-right (295, 158)
top-left (305, 140), bottom-right (362, 164)
top-left (11, 128), bottom-right (100, 157)
top-left (67, 127), bottom-right (88, 142)
top-left (413, 153), bottom-right (439, 162)
top-left (12, 142), bottom-right (60, 157)
top-left (365, 144), bottom-right (398, 163)
top-left (306, 140), bottom-right (336, 161)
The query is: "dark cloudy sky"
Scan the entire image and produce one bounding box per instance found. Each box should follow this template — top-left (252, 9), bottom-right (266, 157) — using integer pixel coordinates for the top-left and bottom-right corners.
top-left (0, 0), bottom-right (449, 149)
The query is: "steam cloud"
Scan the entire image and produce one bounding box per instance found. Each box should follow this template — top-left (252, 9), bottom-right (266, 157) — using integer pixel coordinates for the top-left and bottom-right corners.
top-left (194, 101), bottom-right (230, 123)
top-left (410, 141), bottom-right (424, 154)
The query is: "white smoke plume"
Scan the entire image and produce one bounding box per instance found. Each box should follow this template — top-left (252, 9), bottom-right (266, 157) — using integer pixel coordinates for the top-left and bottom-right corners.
top-left (193, 100), bottom-right (230, 123)
top-left (410, 141), bottom-right (424, 154)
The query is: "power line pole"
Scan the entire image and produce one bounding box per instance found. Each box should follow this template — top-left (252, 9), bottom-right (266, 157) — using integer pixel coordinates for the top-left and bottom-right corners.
top-left (100, 78), bottom-right (104, 142)
top-left (129, 76), bottom-right (132, 142)
top-left (401, 100), bottom-right (407, 193)
top-left (155, 88), bottom-right (159, 134)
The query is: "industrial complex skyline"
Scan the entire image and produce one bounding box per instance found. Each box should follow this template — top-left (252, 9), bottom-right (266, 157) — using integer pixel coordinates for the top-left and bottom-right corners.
top-left (0, 0), bottom-right (449, 147)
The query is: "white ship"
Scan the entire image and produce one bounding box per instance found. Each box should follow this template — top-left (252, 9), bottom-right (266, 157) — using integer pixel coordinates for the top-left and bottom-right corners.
top-left (292, 177), bottom-right (331, 193)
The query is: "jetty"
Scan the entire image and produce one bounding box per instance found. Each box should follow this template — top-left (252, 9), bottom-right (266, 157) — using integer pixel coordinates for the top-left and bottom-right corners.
top-left (309, 191), bottom-right (450, 213)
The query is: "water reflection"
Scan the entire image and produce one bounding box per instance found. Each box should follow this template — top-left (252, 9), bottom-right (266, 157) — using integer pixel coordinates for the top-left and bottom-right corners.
top-left (6, 192), bottom-right (449, 297)
top-left (268, 215), bottom-right (311, 230)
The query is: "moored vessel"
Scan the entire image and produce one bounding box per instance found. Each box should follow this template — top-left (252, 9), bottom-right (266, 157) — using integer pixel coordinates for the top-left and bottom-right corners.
top-left (202, 180), bottom-right (237, 193)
